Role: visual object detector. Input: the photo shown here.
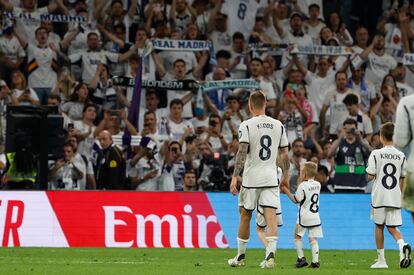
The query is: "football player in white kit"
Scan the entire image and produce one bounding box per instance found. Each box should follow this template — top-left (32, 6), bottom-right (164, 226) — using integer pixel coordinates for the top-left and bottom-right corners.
top-left (228, 91), bottom-right (290, 268)
top-left (282, 162), bottom-right (323, 269)
top-left (366, 122), bottom-right (411, 269)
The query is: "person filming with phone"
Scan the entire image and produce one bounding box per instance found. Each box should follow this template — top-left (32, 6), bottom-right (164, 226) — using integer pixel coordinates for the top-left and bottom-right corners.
top-left (327, 118), bottom-right (372, 193)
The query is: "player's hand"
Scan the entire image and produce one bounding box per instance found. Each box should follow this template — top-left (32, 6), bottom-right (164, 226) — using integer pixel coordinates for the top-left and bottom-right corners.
top-left (280, 185), bottom-right (288, 194)
top-left (230, 176), bottom-right (241, 195)
top-left (280, 177), bottom-right (290, 192)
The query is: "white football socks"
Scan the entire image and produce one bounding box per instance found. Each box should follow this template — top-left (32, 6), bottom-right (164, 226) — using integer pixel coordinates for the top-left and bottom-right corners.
top-left (237, 237), bottom-right (249, 257)
top-left (397, 239), bottom-right (405, 251)
top-left (295, 239), bottom-right (304, 258)
top-left (311, 240), bottom-right (319, 263)
top-left (265, 236), bottom-right (278, 259)
top-left (377, 249), bottom-right (385, 261)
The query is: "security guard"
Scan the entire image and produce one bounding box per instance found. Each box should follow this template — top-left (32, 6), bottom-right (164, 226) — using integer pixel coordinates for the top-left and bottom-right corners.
top-left (95, 130), bottom-right (126, 189)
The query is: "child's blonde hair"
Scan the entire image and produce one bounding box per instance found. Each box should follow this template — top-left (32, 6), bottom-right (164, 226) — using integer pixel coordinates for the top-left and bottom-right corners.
top-left (303, 161), bottom-right (318, 179)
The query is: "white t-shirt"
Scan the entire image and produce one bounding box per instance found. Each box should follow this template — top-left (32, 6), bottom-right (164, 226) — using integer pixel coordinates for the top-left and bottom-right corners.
top-left (365, 52), bottom-right (397, 89)
top-left (159, 51), bottom-right (197, 73)
top-left (348, 110), bottom-right (373, 136)
top-left (12, 88), bottom-right (39, 105)
top-left (168, 118), bottom-right (194, 141)
top-left (13, 6), bottom-right (48, 43)
top-left (303, 20), bottom-right (326, 45)
top-left (251, 76), bottom-right (277, 101)
top-left (238, 115), bottom-right (288, 188)
top-left (322, 88), bottom-right (357, 134)
top-left (128, 157), bottom-right (161, 191)
top-left (209, 30), bottom-right (232, 54)
top-left (0, 35), bottom-right (26, 63)
top-left (69, 50), bottom-right (119, 84)
top-left (307, 71), bottom-right (335, 114)
top-left (26, 43), bottom-right (57, 89)
top-left (162, 72), bottom-right (195, 118)
top-left (294, 179), bottom-right (322, 227)
top-left (281, 31), bottom-right (314, 68)
top-left (73, 120), bottom-right (96, 161)
top-left (221, 0), bottom-right (259, 36)
top-left (366, 146), bottom-right (406, 208)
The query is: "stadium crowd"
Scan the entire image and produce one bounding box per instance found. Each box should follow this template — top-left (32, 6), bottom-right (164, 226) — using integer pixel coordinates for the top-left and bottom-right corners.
top-left (0, 0), bottom-right (412, 192)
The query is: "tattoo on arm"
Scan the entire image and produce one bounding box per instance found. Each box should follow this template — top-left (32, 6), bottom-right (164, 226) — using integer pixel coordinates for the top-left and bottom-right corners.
top-left (280, 148), bottom-right (290, 177)
top-left (233, 143), bottom-right (249, 177)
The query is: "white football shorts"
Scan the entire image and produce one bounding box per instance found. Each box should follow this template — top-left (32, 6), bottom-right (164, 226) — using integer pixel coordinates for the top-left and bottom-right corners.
top-left (372, 207), bottom-right (402, 227)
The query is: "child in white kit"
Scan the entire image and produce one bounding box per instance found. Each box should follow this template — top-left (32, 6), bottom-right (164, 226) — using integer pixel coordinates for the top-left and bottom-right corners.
top-left (282, 161), bottom-right (323, 268)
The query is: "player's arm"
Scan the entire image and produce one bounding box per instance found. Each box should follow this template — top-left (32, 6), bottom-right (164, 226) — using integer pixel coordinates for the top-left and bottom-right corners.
top-left (400, 177), bottom-right (405, 192)
top-left (279, 146), bottom-right (290, 188)
top-left (394, 102), bottom-right (412, 149)
top-left (366, 152), bottom-right (377, 182)
top-left (281, 185), bottom-right (298, 203)
top-left (229, 142), bottom-right (249, 195)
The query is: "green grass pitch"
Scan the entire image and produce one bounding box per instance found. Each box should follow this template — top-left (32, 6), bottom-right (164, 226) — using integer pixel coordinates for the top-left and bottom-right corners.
top-left (0, 248), bottom-right (412, 274)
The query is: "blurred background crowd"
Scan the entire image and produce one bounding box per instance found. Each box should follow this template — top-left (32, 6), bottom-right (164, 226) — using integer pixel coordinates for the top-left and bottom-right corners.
top-left (0, 0), bottom-right (412, 193)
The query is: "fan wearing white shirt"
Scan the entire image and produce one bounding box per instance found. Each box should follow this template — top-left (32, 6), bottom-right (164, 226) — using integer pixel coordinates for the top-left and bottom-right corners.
top-left (360, 34), bottom-right (397, 91)
top-left (366, 122), bottom-right (411, 269)
top-left (248, 58), bottom-right (277, 109)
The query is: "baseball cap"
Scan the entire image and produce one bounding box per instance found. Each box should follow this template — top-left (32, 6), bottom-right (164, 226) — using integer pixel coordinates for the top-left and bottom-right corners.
top-left (0, 80), bottom-right (7, 87)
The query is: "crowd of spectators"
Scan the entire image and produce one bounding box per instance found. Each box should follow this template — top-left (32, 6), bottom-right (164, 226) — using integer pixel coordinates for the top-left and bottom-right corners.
top-left (0, 0), bottom-right (413, 192)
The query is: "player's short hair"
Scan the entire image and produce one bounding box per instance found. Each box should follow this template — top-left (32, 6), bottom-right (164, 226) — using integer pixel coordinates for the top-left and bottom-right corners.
top-left (380, 122), bottom-right (394, 142)
top-left (249, 90), bottom-right (266, 110)
top-left (343, 94), bottom-right (359, 106)
top-left (303, 161), bottom-right (318, 179)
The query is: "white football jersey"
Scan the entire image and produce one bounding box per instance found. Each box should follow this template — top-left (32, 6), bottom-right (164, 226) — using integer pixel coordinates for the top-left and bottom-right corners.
top-left (238, 115), bottom-right (288, 188)
top-left (295, 179), bottom-right (321, 227)
top-left (366, 146), bottom-right (406, 208)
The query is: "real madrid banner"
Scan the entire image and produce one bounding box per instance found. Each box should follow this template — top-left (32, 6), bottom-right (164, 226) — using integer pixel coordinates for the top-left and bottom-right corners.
top-left (3, 11), bottom-right (87, 23)
top-left (248, 43), bottom-right (289, 56)
top-left (291, 45), bottom-right (354, 56)
top-left (152, 39), bottom-right (212, 51)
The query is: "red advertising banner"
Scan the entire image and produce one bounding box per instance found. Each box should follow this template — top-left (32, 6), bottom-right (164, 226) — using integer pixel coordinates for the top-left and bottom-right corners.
top-left (0, 192), bottom-right (228, 248)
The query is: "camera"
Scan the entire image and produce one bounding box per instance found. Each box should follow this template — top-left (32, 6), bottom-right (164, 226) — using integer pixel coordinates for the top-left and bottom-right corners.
top-left (202, 153), bottom-right (229, 191)
top-left (209, 120), bottom-right (216, 127)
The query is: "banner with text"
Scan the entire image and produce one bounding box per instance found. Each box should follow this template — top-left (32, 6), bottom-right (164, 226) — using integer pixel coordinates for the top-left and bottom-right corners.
top-left (0, 192), bottom-right (413, 249)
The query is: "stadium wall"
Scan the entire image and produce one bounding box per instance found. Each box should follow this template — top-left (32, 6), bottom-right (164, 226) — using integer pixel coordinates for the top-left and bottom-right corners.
top-left (0, 192), bottom-right (412, 249)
